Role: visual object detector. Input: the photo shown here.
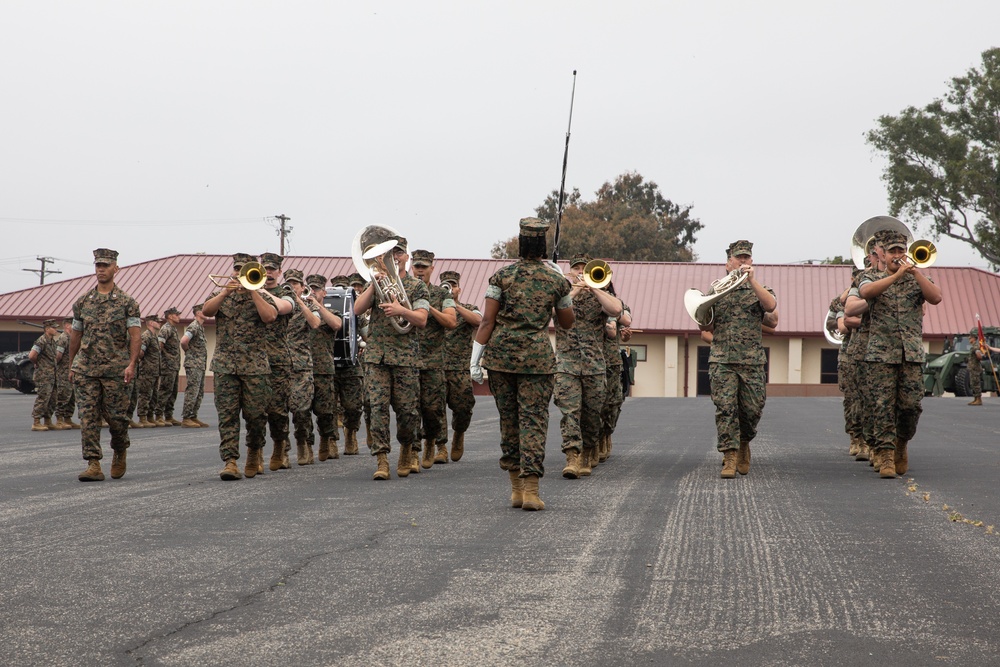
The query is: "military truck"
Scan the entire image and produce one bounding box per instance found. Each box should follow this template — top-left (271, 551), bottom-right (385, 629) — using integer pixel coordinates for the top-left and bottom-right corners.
top-left (0, 351), bottom-right (35, 393)
top-left (923, 326), bottom-right (1000, 397)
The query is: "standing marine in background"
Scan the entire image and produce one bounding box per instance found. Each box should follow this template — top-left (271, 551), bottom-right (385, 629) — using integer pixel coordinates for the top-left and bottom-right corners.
top-left (156, 307), bottom-right (182, 427)
top-left (28, 319), bottom-right (60, 431)
top-left (180, 304), bottom-right (210, 427)
top-left (54, 317), bottom-right (80, 429)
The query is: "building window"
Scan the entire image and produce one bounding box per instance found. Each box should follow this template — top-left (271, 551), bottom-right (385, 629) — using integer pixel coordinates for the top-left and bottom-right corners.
top-left (820, 348), bottom-right (839, 384)
top-left (697, 346), bottom-right (770, 397)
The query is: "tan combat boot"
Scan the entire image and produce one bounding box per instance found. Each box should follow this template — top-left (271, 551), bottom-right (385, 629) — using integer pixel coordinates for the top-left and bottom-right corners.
top-left (562, 450), bottom-right (580, 479)
top-left (305, 443), bottom-right (315, 464)
top-left (737, 440), bottom-right (751, 475)
top-left (509, 470), bottom-right (524, 508)
top-left (397, 445), bottom-right (412, 477)
top-left (450, 431), bottom-right (464, 461)
top-left (894, 440), bottom-right (909, 476)
top-left (434, 443), bottom-right (448, 464)
top-left (870, 448), bottom-right (883, 472)
top-left (344, 430), bottom-right (359, 455)
top-left (327, 438), bottom-right (339, 460)
top-left (598, 434), bottom-right (609, 463)
top-left (855, 443), bottom-right (870, 462)
top-left (31, 418), bottom-right (48, 432)
top-left (590, 446), bottom-right (600, 468)
top-left (318, 436), bottom-right (331, 461)
top-left (521, 475), bottom-right (545, 511)
top-left (245, 448), bottom-right (261, 478)
top-left (154, 416), bottom-right (167, 427)
top-left (79, 459), bottom-right (105, 481)
top-left (848, 436), bottom-right (860, 457)
top-left (409, 445), bottom-right (420, 474)
top-left (54, 417), bottom-right (72, 430)
top-left (67, 417), bottom-right (81, 429)
top-left (281, 439), bottom-right (291, 469)
top-left (373, 452), bottom-right (390, 480)
top-left (195, 418), bottom-right (210, 427)
top-left (721, 449), bottom-right (738, 479)
top-left (421, 439), bottom-right (434, 469)
top-left (578, 448), bottom-right (594, 477)
top-left (168, 417), bottom-right (181, 426)
top-left (137, 416), bottom-right (151, 428)
top-left (110, 450), bottom-right (127, 479)
top-left (43, 416), bottom-right (55, 430)
top-left (878, 450), bottom-right (896, 478)
top-left (181, 418), bottom-right (200, 428)
top-left (269, 440), bottom-right (284, 471)
top-left (296, 438), bottom-right (309, 466)
top-left (219, 459), bottom-right (242, 481)
top-left (969, 397), bottom-right (983, 406)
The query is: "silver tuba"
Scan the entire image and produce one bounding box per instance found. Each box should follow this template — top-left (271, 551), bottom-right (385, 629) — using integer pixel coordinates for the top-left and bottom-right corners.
top-left (850, 216), bottom-right (913, 269)
top-left (683, 269), bottom-right (750, 326)
top-left (824, 310), bottom-right (844, 346)
top-left (351, 225), bottom-right (413, 334)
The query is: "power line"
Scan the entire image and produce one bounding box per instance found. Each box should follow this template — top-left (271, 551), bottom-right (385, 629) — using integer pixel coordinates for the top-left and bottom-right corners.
top-left (0, 217), bottom-right (263, 228)
top-left (22, 256), bottom-right (61, 285)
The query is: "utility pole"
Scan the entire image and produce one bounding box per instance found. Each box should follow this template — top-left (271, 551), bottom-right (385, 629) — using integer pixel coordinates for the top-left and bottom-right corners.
top-left (22, 256), bottom-right (61, 285)
top-left (274, 214), bottom-right (292, 255)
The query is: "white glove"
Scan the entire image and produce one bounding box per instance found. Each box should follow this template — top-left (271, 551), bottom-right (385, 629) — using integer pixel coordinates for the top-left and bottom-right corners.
top-left (470, 341), bottom-right (486, 384)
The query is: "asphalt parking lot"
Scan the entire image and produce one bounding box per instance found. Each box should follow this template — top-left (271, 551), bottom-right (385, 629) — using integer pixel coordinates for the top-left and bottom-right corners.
top-left (2, 392), bottom-right (999, 667)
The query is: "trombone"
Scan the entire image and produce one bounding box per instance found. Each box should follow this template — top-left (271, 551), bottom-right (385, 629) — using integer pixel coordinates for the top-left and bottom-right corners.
top-left (209, 261), bottom-right (267, 291)
top-left (900, 239), bottom-right (937, 268)
top-left (582, 260), bottom-right (612, 289)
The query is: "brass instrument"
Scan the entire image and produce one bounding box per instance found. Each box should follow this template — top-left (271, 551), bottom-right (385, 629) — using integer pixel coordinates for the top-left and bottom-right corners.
top-left (351, 225), bottom-right (414, 334)
top-left (823, 310), bottom-right (844, 346)
top-left (902, 239), bottom-right (937, 268)
top-left (683, 268), bottom-right (750, 326)
top-left (440, 278), bottom-right (458, 291)
top-left (582, 259), bottom-right (612, 289)
top-left (208, 261), bottom-right (267, 291)
top-left (850, 216), bottom-right (912, 269)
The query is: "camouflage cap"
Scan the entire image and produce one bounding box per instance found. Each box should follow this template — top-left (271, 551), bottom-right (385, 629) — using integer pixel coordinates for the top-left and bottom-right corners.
top-left (729, 240), bottom-right (753, 257)
top-left (439, 270), bottom-right (461, 285)
top-left (232, 252), bottom-right (257, 267)
top-left (164, 307), bottom-right (180, 317)
top-left (42, 319), bottom-right (59, 329)
top-left (306, 273), bottom-right (328, 289)
top-left (329, 274), bottom-right (350, 288)
top-left (260, 252), bottom-right (283, 269)
top-left (144, 314), bottom-right (161, 323)
top-left (519, 217), bottom-right (548, 237)
top-left (283, 268), bottom-right (305, 283)
top-left (63, 316), bottom-right (74, 324)
top-left (875, 229), bottom-right (907, 251)
top-left (411, 249), bottom-right (435, 267)
top-left (192, 303), bottom-right (203, 314)
top-left (93, 248), bottom-right (119, 264)
top-left (347, 272), bottom-right (366, 287)
top-left (569, 253), bottom-right (592, 268)
top-left (393, 237), bottom-right (408, 253)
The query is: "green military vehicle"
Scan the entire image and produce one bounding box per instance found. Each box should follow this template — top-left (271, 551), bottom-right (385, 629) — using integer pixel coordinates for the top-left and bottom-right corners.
top-left (923, 326), bottom-right (1000, 396)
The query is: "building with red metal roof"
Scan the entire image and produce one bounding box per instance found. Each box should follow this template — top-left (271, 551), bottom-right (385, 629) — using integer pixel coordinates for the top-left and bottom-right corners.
top-left (2, 254), bottom-right (998, 396)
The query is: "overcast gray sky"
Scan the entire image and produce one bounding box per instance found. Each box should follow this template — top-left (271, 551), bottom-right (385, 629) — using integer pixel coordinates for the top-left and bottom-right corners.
top-left (2, 1), bottom-right (998, 293)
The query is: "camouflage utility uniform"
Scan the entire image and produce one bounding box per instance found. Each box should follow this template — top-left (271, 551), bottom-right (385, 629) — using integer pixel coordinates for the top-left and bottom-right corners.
top-left (30, 329), bottom-right (58, 422)
top-left (416, 279), bottom-right (456, 462)
top-left (71, 286), bottom-right (141, 460)
top-left (156, 318), bottom-right (181, 423)
top-left (288, 294), bottom-right (318, 455)
top-left (136, 324), bottom-right (161, 423)
top-left (310, 303), bottom-right (341, 449)
top-left (181, 316), bottom-right (208, 422)
top-left (54, 325), bottom-right (77, 425)
top-left (968, 342), bottom-right (983, 401)
top-left (600, 303), bottom-right (630, 449)
top-left (482, 259), bottom-right (572, 478)
top-left (439, 300), bottom-right (480, 450)
top-left (263, 282), bottom-right (296, 461)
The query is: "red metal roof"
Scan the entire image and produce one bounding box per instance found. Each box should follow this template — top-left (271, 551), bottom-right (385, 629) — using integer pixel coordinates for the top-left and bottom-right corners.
top-left (1, 255), bottom-right (997, 340)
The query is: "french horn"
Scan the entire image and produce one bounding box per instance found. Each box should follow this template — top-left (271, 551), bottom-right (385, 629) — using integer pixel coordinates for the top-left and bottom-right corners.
top-left (351, 225), bottom-right (414, 334)
top-left (683, 268), bottom-right (750, 326)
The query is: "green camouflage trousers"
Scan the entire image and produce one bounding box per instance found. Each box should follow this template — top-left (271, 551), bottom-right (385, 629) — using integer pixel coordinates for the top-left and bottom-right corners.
top-left (839, 356), bottom-right (862, 440)
top-left (437, 369), bottom-right (476, 445)
top-left (856, 356), bottom-right (876, 446)
top-left (157, 369), bottom-right (179, 419)
top-left (968, 355), bottom-right (983, 398)
top-left (709, 362), bottom-right (766, 451)
top-left (866, 361), bottom-right (923, 451)
top-left (75, 375), bottom-right (131, 460)
top-left (266, 367), bottom-right (291, 446)
top-left (364, 362), bottom-right (420, 455)
top-left (600, 365), bottom-right (624, 439)
top-left (488, 371), bottom-right (554, 478)
top-left (554, 372), bottom-right (606, 454)
top-left (312, 374), bottom-right (339, 439)
top-left (56, 370), bottom-right (76, 419)
top-left (135, 370), bottom-right (159, 420)
top-left (31, 372), bottom-right (55, 420)
top-left (419, 368), bottom-right (447, 444)
top-left (290, 369), bottom-right (316, 445)
top-left (214, 373), bottom-right (271, 461)
top-left (182, 367), bottom-right (206, 420)
top-left (334, 373), bottom-right (363, 432)
top-left (126, 378), bottom-right (138, 419)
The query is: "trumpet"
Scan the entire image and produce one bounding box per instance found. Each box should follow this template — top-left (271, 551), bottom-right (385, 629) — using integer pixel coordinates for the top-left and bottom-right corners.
top-left (209, 261), bottom-right (267, 291)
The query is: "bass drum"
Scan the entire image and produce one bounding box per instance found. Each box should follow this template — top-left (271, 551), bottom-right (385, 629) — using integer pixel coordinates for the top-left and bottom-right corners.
top-left (323, 287), bottom-right (360, 368)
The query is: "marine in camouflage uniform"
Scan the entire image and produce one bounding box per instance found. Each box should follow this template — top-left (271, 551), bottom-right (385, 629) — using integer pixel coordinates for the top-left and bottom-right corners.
top-left (180, 304), bottom-right (209, 426)
top-left (437, 270), bottom-right (482, 462)
top-left (259, 252), bottom-right (298, 471)
top-left (68, 248), bottom-right (142, 482)
top-left (410, 249), bottom-right (458, 467)
top-left (554, 254), bottom-right (623, 479)
top-left (329, 274), bottom-right (363, 455)
top-left (54, 318), bottom-right (80, 429)
top-left (29, 319), bottom-right (60, 431)
top-left (827, 291), bottom-right (859, 455)
top-left (348, 273), bottom-right (372, 447)
top-left (859, 229), bottom-right (942, 478)
top-left (134, 315), bottom-right (162, 427)
top-left (201, 252), bottom-right (277, 480)
top-left (283, 269), bottom-right (322, 464)
top-left (354, 232), bottom-right (430, 480)
top-left (599, 300), bottom-right (631, 461)
top-left (156, 307), bottom-right (182, 426)
top-left (967, 336), bottom-right (983, 404)
top-left (701, 240), bottom-right (778, 479)
top-left (472, 218), bottom-right (574, 511)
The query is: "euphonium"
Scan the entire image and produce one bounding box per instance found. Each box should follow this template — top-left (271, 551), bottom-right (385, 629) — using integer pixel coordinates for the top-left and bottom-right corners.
top-left (823, 310), bottom-right (844, 346)
top-left (582, 259), bottom-right (612, 289)
top-left (208, 261), bottom-right (267, 291)
top-left (683, 268), bottom-right (750, 326)
top-left (351, 225), bottom-right (414, 334)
